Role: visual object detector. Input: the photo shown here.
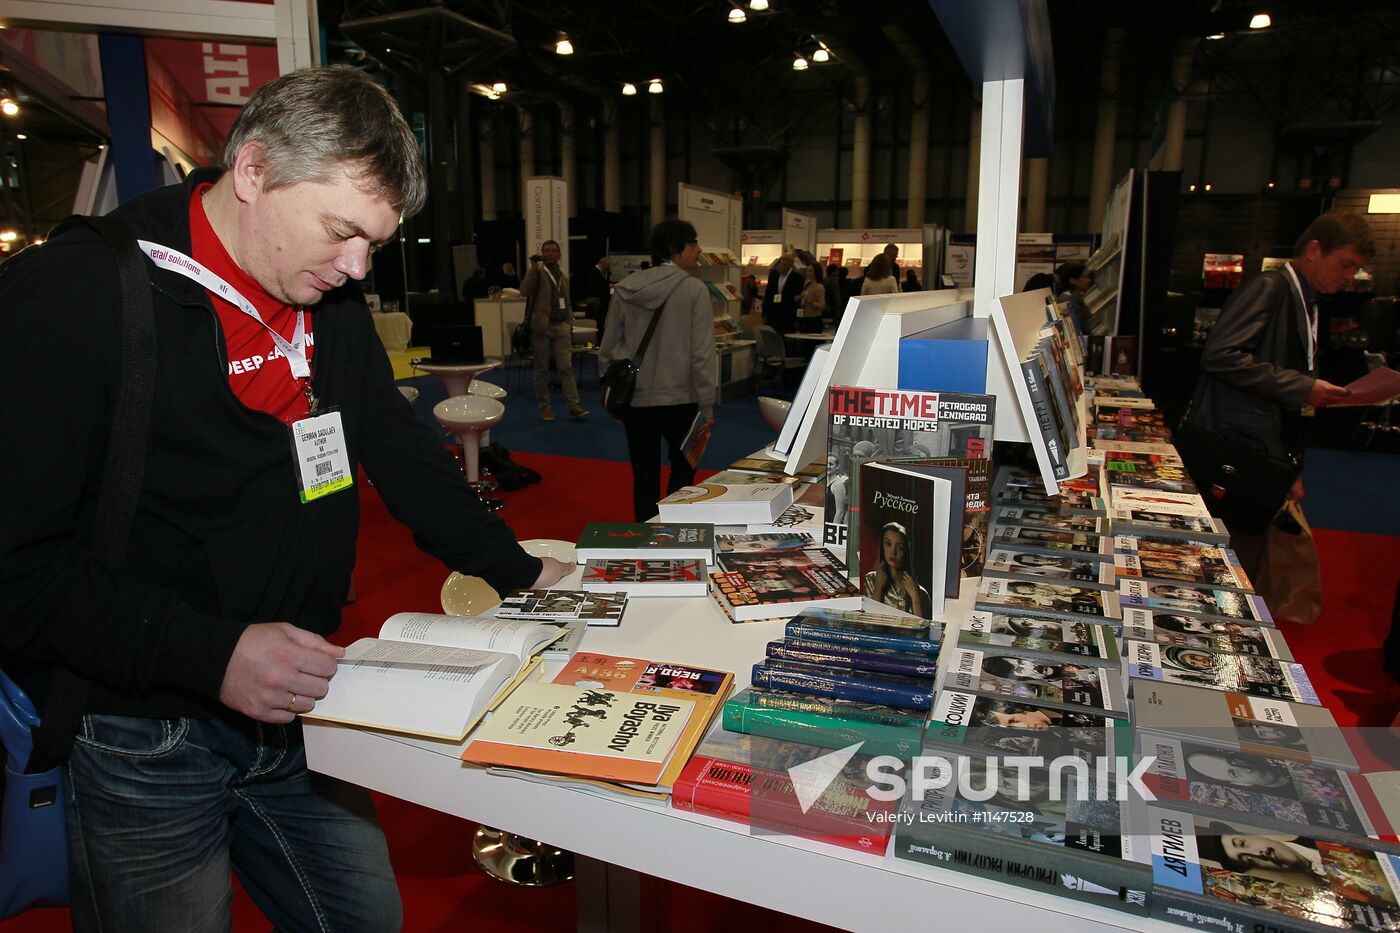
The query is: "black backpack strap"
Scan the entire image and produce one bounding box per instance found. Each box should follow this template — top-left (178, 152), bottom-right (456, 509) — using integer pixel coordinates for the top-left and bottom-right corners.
top-left (27, 214), bottom-right (158, 774)
top-left (632, 296), bottom-right (668, 362)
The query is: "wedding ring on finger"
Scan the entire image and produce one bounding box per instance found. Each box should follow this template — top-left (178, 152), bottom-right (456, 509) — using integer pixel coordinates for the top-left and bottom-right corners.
top-left (289, 692), bottom-right (298, 710)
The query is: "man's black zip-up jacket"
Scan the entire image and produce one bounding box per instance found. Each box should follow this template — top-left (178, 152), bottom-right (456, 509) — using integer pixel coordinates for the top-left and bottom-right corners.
top-left (0, 168), bottom-right (541, 720)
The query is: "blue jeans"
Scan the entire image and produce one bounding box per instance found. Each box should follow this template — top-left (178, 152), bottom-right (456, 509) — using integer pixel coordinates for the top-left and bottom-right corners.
top-left (64, 714), bottom-right (401, 933)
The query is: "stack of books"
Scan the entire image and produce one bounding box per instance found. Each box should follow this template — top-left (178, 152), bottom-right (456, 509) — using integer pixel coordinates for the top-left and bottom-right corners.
top-left (708, 534), bottom-right (861, 622)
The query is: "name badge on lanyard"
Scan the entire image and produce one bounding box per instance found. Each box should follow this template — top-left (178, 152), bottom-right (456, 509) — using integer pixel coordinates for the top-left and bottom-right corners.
top-left (544, 266), bottom-right (567, 310)
top-left (138, 239), bottom-right (352, 503)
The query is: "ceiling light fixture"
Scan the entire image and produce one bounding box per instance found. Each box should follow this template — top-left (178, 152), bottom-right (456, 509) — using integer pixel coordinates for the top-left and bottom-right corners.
top-left (648, 78), bottom-right (663, 94)
top-left (622, 82), bottom-right (637, 96)
top-left (749, 0), bottom-right (769, 10)
top-left (1203, 183), bottom-right (1213, 192)
top-left (15, 133), bottom-right (25, 140)
top-left (0, 231), bottom-right (16, 242)
top-left (0, 99), bottom-right (18, 117)
top-left (491, 81), bottom-right (507, 94)
top-left (1206, 33), bottom-right (1226, 39)
top-left (728, 7), bottom-right (746, 23)
top-left (1188, 184), bottom-right (1197, 192)
top-left (1249, 12), bottom-right (1271, 28)
top-left (792, 54), bottom-right (808, 71)
top-left (812, 45), bottom-right (830, 63)
top-left (555, 36), bottom-right (574, 55)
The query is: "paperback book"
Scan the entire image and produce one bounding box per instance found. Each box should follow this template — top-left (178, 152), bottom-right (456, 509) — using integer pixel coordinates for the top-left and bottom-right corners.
top-left (715, 531), bottom-right (813, 554)
top-left (1130, 680), bottom-right (1357, 772)
top-left (958, 611), bottom-right (1122, 666)
top-left (1125, 640), bottom-right (1321, 705)
top-left (858, 461), bottom-right (956, 616)
top-left (1121, 608), bottom-right (1293, 661)
top-left (302, 612), bottom-right (561, 740)
top-left (580, 559), bottom-right (708, 597)
top-left (1143, 804), bottom-right (1400, 933)
top-left (923, 689), bottom-right (1132, 766)
top-left (982, 548), bottom-right (1117, 590)
top-left (994, 485), bottom-right (1106, 515)
top-left (1113, 538), bottom-right (1254, 592)
top-left (495, 589), bottom-right (628, 627)
top-left (991, 524), bottom-right (1111, 561)
top-left (574, 522), bottom-right (714, 564)
top-left (934, 647), bottom-right (1130, 717)
top-left (975, 575), bottom-right (1123, 624)
top-left (1118, 578), bottom-right (1273, 625)
top-left (460, 681), bottom-right (696, 786)
top-left (823, 385), bottom-right (994, 551)
top-left (728, 453), bottom-right (826, 480)
top-left (745, 501), bottom-right (824, 535)
top-left (994, 506), bottom-right (1106, 534)
top-left (711, 545), bottom-right (861, 622)
top-left (1020, 345), bottom-right (1072, 479)
top-left (657, 481), bottom-right (794, 525)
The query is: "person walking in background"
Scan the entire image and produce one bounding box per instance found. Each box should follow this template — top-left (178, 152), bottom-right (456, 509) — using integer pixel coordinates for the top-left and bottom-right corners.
top-left (599, 220), bottom-right (717, 522)
top-left (588, 254), bottom-right (613, 345)
top-left (824, 263), bottom-right (842, 321)
top-left (1184, 211), bottom-right (1372, 578)
top-left (861, 253), bottom-right (900, 296)
top-left (902, 268), bottom-right (922, 292)
top-left (762, 251), bottom-right (803, 334)
top-left (494, 261), bottom-right (520, 291)
top-left (524, 239), bottom-right (588, 421)
top-left (798, 264), bottom-right (826, 334)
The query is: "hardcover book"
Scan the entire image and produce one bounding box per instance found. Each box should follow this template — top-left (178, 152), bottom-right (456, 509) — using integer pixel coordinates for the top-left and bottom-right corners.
top-left (461, 681), bottom-right (696, 786)
top-left (1124, 640), bottom-right (1320, 705)
top-left (991, 524), bottom-right (1112, 561)
top-left (1113, 538), bottom-right (1254, 592)
top-left (923, 689), bottom-right (1131, 766)
top-left (994, 506), bottom-right (1105, 534)
top-left (495, 589), bottom-right (629, 626)
top-left (302, 612), bottom-right (562, 740)
top-left (1143, 804), bottom-right (1400, 933)
top-left (983, 548), bottom-right (1117, 590)
top-left (1121, 608), bottom-right (1293, 661)
top-left (846, 457), bottom-right (991, 582)
top-left (728, 453), bottom-right (826, 480)
top-left (894, 759), bottom-right (1151, 916)
top-left (934, 647), bottom-right (1129, 717)
top-left (751, 659), bottom-right (935, 711)
top-left (710, 546), bottom-right (861, 622)
top-left (574, 522), bottom-right (715, 563)
top-left (1020, 346), bottom-right (1071, 479)
top-left (657, 481), bottom-right (794, 525)
top-left (1129, 680), bottom-right (1356, 772)
top-left (993, 485), bottom-right (1106, 515)
top-left (580, 559), bottom-right (708, 597)
top-left (975, 575), bottom-right (1122, 624)
top-left (958, 611), bottom-right (1122, 666)
top-left (671, 731), bottom-right (895, 854)
top-left (715, 532), bottom-right (813, 554)
top-left (783, 608), bottom-right (941, 656)
top-left (764, 637), bottom-right (938, 679)
top-left (728, 685), bottom-right (928, 727)
top-left (1118, 578), bottom-right (1273, 625)
top-left (722, 686), bottom-right (924, 758)
top-left (1136, 733), bottom-right (1389, 849)
top-left (823, 385), bottom-right (994, 552)
top-left (745, 501), bottom-right (824, 535)
top-left (858, 461), bottom-right (956, 616)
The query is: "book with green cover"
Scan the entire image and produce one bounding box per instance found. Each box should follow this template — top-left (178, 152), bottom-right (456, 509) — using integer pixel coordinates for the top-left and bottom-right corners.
top-left (722, 687), bottom-right (924, 758)
top-left (574, 522), bottom-right (714, 563)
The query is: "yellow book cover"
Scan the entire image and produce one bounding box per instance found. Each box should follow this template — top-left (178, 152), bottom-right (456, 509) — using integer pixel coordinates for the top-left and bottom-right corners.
top-left (461, 682), bottom-right (696, 785)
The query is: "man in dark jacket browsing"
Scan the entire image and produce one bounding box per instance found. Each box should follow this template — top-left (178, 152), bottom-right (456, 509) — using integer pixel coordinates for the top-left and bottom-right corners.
top-left (0, 66), bottom-right (568, 932)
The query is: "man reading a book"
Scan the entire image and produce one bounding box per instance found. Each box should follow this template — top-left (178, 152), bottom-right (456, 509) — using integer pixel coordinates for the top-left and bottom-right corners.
top-left (0, 66), bottom-right (569, 932)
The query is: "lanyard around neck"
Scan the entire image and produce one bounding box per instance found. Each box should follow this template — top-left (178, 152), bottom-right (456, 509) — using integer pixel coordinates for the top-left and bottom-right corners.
top-left (138, 240), bottom-right (310, 379)
top-left (1282, 263), bottom-right (1317, 370)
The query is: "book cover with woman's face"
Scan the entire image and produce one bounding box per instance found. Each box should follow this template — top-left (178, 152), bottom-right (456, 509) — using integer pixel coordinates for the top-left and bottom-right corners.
top-left (859, 465), bottom-right (935, 620)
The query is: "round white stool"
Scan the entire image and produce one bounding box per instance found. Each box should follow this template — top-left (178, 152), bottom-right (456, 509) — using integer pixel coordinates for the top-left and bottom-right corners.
top-left (433, 396), bottom-right (506, 510)
top-left (757, 395), bottom-right (792, 433)
top-left (398, 386), bottom-right (420, 404)
top-left (467, 381), bottom-right (507, 448)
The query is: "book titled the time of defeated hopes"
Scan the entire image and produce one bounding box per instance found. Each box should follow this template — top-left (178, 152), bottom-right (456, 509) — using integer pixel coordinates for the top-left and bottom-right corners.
top-left (460, 681), bottom-right (696, 786)
top-left (301, 612), bottom-right (565, 741)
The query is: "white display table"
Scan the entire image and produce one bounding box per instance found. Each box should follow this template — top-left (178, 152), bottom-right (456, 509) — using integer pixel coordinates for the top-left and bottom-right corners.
top-left (304, 572), bottom-right (1175, 933)
top-left (474, 296), bottom-right (527, 359)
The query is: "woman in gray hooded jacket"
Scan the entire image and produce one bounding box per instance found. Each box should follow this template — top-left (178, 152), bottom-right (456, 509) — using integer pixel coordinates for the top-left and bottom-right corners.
top-left (599, 220), bottom-right (718, 521)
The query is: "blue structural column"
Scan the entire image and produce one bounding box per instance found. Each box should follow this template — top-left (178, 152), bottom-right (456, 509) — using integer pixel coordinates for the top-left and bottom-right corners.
top-left (98, 34), bottom-right (159, 203)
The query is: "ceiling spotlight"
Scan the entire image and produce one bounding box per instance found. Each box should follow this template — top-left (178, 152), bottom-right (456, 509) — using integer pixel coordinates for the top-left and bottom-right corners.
top-left (622, 82), bottom-right (637, 96)
top-left (728, 7), bottom-right (746, 22)
top-left (491, 81), bottom-right (507, 94)
top-left (15, 133), bottom-right (25, 140)
top-left (1188, 184), bottom-right (1197, 192)
top-left (648, 78), bottom-right (664, 94)
top-left (0, 99), bottom-right (18, 117)
top-left (792, 55), bottom-right (808, 71)
top-left (812, 46), bottom-right (830, 63)
top-left (1203, 183), bottom-right (1213, 192)
top-left (555, 37), bottom-right (573, 55)
top-left (749, 0), bottom-right (769, 10)
top-left (1206, 33), bottom-right (1226, 40)
top-left (1267, 181), bottom-right (1276, 189)
top-left (1249, 12), bottom-right (1271, 28)
top-left (0, 231), bottom-right (16, 242)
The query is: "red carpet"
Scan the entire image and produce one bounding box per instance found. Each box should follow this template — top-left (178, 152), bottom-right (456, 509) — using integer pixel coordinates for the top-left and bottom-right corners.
top-left (4, 452), bottom-right (1393, 932)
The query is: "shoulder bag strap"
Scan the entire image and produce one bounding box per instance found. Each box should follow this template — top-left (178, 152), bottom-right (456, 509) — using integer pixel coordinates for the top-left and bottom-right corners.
top-left (631, 296), bottom-right (668, 362)
top-left (27, 214), bottom-right (158, 774)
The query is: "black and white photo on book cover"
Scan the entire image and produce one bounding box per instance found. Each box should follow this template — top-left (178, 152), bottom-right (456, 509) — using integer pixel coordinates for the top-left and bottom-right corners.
top-left (823, 386), bottom-right (993, 552)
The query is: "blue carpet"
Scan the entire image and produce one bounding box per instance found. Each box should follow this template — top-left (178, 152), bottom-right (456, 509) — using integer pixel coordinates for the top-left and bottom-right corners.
top-left (1300, 448), bottom-right (1400, 535)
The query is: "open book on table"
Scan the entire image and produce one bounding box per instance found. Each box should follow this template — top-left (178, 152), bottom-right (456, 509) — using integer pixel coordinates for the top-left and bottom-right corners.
top-left (302, 612), bottom-right (564, 741)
